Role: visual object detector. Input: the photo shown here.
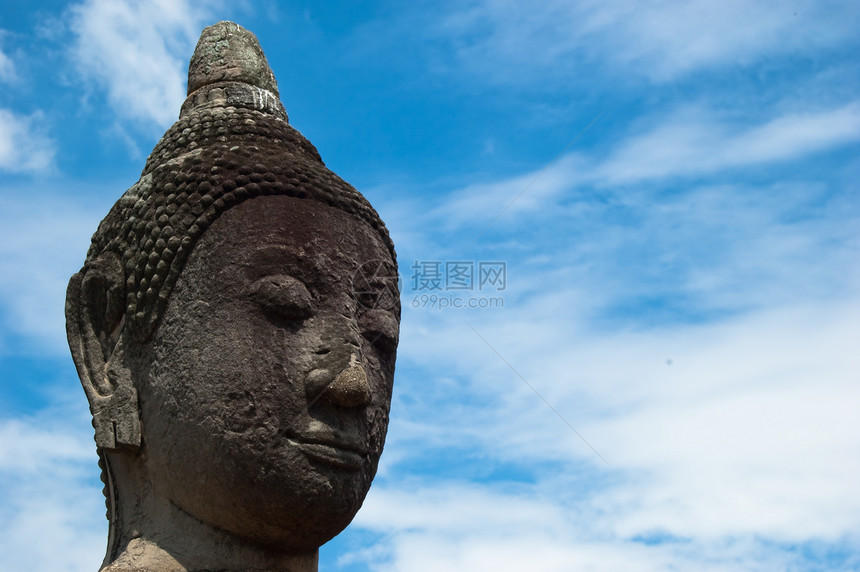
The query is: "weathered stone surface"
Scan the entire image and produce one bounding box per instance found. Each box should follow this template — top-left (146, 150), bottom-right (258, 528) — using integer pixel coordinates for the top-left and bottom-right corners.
top-left (66, 21), bottom-right (399, 572)
top-left (187, 21), bottom-right (279, 97)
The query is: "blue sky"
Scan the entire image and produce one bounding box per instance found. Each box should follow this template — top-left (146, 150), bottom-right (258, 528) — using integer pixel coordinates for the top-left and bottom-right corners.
top-left (1, 1), bottom-right (859, 570)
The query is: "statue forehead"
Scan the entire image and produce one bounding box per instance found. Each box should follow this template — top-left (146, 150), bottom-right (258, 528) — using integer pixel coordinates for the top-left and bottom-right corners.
top-left (175, 195), bottom-right (395, 287)
top-left (202, 194), bottom-right (389, 248)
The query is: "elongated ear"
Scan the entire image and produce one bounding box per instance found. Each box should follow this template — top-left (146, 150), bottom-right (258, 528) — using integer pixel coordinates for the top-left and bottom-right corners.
top-left (66, 252), bottom-right (140, 451)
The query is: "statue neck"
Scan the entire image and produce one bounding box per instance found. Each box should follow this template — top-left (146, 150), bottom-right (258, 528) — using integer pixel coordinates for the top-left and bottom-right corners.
top-left (101, 542), bottom-right (318, 572)
top-left (101, 452), bottom-right (319, 572)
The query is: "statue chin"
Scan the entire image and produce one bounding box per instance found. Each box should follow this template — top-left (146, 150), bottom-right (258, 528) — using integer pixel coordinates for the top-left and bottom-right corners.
top-left (67, 22), bottom-right (399, 571)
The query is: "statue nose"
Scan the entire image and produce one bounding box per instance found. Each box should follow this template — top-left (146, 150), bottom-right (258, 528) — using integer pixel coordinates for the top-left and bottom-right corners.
top-left (322, 358), bottom-right (371, 408)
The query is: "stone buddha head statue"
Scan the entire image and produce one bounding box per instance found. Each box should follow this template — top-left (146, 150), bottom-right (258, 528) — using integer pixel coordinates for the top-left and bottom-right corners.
top-left (65, 22), bottom-right (399, 572)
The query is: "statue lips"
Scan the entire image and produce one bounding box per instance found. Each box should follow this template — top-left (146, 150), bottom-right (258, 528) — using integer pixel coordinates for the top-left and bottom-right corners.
top-left (290, 435), bottom-right (368, 471)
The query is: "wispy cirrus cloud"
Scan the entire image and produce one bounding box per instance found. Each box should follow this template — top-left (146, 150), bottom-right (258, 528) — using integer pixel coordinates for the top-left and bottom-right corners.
top-left (0, 44), bottom-right (16, 83)
top-left (360, 77), bottom-right (860, 567)
top-left (595, 103), bottom-right (860, 184)
top-left (418, 101), bottom-right (860, 312)
top-left (357, 280), bottom-right (860, 571)
top-left (353, 483), bottom-right (815, 571)
top-left (432, 101), bottom-right (860, 221)
top-left (0, 35), bottom-right (54, 174)
top-left (68, 0), bottom-right (218, 128)
top-left (436, 0), bottom-right (860, 84)
top-left (0, 404), bottom-right (105, 572)
top-left (0, 190), bottom-right (113, 353)
top-left (0, 109), bottom-right (55, 173)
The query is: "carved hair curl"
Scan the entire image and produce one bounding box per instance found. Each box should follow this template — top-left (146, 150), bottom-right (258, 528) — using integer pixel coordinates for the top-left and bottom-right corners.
top-left (83, 84), bottom-right (395, 342)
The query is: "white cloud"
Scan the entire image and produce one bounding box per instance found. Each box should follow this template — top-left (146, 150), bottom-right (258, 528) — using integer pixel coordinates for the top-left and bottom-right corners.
top-left (596, 103), bottom-right (860, 184)
top-left (0, 490), bottom-right (105, 572)
top-left (0, 109), bottom-right (55, 173)
top-left (426, 102), bottom-right (860, 230)
top-left (0, 191), bottom-right (113, 353)
top-left (583, 302), bottom-right (860, 539)
top-left (436, 0), bottom-right (860, 84)
top-left (0, 402), bottom-right (106, 572)
top-left (430, 154), bottom-right (587, 232)
top-left (368, 535), bottom-right (791, 572)
top-left (0, 46), bottom-right (15, 83)
top-left (350, 291), bottom-right (860, 571)
top-left (355, 112), bottom-right (860, 567)
top-left (401, 102), bottom-right (860, 294)
top-left (0, 419), bottom-right (92, 473)
top-left (68, 0), bottom-right (218, 128)
top-left (591, 0), bottom-right (857, 80)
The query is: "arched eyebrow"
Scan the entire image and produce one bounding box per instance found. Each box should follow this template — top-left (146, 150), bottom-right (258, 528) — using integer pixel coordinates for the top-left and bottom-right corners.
top-left (243, 245), bottom-right (325, 280)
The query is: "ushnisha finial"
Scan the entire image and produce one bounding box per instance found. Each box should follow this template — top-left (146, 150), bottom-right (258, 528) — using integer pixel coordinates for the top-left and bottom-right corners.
top-left (181, 21), bottom-right (287, 120)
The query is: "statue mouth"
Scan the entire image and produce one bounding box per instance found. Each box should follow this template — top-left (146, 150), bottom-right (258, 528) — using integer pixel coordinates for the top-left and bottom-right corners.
top-left (289, 437), bottom-right (367, 471)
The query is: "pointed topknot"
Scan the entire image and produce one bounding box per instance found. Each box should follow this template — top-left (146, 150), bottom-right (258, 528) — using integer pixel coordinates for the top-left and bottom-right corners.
top-left (181, 21), bottom-right (286, 120)
top-left (187, 21), bottom-right (278, 96)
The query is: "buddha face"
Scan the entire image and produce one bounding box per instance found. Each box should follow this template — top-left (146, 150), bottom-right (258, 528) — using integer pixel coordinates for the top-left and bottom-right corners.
top-left (133, 194), bottom-right (399, 551)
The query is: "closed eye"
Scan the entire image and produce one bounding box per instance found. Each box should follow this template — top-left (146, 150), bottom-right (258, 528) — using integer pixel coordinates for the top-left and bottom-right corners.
top-left (250, 275), bottom-right (315, 321)
top-left (359, 309), bottom-right (399, 355)
top-left (363, 329), bottom-right (397, 354)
